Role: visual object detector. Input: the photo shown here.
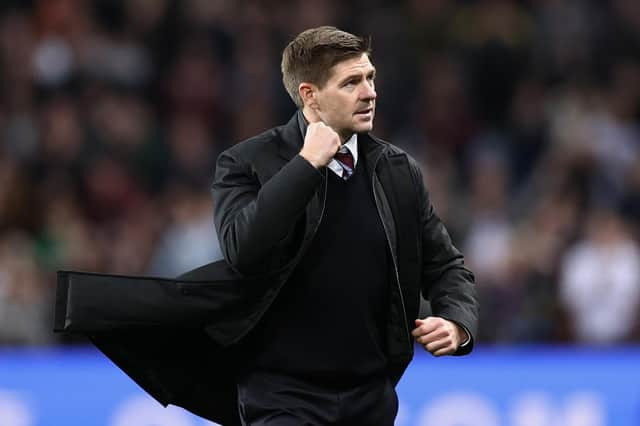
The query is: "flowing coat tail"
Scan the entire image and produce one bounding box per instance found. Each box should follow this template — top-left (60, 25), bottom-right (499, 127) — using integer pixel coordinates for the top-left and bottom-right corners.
top-left (54, 260), bottom-right (265, 426)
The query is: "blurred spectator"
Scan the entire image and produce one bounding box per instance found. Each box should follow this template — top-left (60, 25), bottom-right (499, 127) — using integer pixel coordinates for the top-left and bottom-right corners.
top-left (164, 39), bottom-right (227, 133)
top-left (0, 231), bottom-right (52, 345)
top-left (560, 211), bottom-right (640, 343)
top-left (464, 150), bottom-right (511, 287)
top-left (148, 186), bottom-right (222, 277)
top-left (166, 114), bottom-right (218, 187)
top-left (0, 155), bottom-right (36, 232)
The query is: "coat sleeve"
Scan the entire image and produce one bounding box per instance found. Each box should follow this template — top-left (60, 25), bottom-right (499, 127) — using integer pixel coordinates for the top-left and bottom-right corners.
top-left (413, 161), bottom-right (479, 355)
top-left (212, 148), bottom-right (323, 276)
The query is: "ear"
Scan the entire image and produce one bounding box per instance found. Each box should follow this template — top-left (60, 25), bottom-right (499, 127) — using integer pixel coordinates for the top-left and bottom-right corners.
top-left (298, 82), bottom-right (318, 109)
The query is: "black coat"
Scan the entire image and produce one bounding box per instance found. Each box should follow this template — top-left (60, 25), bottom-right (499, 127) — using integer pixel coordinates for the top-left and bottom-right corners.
top-left (55, 112), bottom-right (478, 425)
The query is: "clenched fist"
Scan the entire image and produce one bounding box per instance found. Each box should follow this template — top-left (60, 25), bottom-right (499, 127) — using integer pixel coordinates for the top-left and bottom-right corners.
top-left (299, 122), bottom-right (341, 169)
top-left (412, 317), bottom-right (468, 357)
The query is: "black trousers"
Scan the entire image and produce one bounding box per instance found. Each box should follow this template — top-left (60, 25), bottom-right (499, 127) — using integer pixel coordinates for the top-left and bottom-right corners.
top-left (236, 370), bottom-right (398, 425)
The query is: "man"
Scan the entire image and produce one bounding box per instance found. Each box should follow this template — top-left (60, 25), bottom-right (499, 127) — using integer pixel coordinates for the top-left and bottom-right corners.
top-left (55, 26), bottom-right (477, 426)
top-left (212, 26), bottom-right (478, 425)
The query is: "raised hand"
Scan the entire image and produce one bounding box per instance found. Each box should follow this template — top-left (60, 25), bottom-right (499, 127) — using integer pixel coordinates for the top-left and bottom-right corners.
top-left (299, 122), bottom-right (342, 169)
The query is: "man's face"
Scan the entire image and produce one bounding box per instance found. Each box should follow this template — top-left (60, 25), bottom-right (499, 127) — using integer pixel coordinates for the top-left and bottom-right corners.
top-left (313, 53), bottom-right (377, 140)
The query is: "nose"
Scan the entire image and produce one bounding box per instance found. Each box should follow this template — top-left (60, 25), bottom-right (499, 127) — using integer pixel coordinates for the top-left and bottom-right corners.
top-left (361, 81), bottom-right (376, 101)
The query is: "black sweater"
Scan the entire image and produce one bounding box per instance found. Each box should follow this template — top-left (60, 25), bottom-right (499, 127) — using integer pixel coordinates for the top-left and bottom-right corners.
top-left (246, 150), bottom-right (390, 386)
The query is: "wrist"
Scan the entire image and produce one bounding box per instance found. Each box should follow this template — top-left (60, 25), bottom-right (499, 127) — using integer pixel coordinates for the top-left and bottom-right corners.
top-left (299, 150), bottom-right (322, 169)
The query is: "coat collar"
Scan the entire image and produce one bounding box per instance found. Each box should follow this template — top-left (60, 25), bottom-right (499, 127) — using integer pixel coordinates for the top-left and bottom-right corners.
top-left (277, 110), bottom-right (306, 161)
top-left (278, 110), bottom-right (387, 171)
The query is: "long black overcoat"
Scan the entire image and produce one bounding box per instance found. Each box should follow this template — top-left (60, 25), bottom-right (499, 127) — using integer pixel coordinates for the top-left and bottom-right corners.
top-left (55, 112), bottom-right (478, 425)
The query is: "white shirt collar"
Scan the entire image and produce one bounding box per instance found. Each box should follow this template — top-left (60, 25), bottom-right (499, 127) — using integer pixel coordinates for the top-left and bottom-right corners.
top-left (328, 133), bottom-right (358, 177)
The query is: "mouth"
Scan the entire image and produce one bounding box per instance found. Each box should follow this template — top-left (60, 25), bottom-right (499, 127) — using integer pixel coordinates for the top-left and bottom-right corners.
top-left (354, 107), bottom-right (373, 116)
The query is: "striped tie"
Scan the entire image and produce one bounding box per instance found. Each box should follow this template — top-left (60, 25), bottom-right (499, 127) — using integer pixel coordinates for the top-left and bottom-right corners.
top-left (334, 150), bottom-right (354, 180)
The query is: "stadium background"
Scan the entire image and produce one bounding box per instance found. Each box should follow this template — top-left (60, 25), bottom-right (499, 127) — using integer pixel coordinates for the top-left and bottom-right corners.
top-left (0, 0), bottom-right (639, 425)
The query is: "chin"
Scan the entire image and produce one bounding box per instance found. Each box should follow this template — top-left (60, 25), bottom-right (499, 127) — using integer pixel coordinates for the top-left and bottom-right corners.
top-left (352, 118), bottom-right (374, 132)
top-left (354, 122), bottom-right (374, 133)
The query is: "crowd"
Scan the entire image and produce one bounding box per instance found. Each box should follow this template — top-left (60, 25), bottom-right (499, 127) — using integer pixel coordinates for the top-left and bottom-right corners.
top-left (0, 0), bottom-right (638, 346)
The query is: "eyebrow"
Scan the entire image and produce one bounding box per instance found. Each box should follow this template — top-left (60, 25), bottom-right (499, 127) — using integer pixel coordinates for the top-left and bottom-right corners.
top-left (339, 68), bottom-right (377, 85)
